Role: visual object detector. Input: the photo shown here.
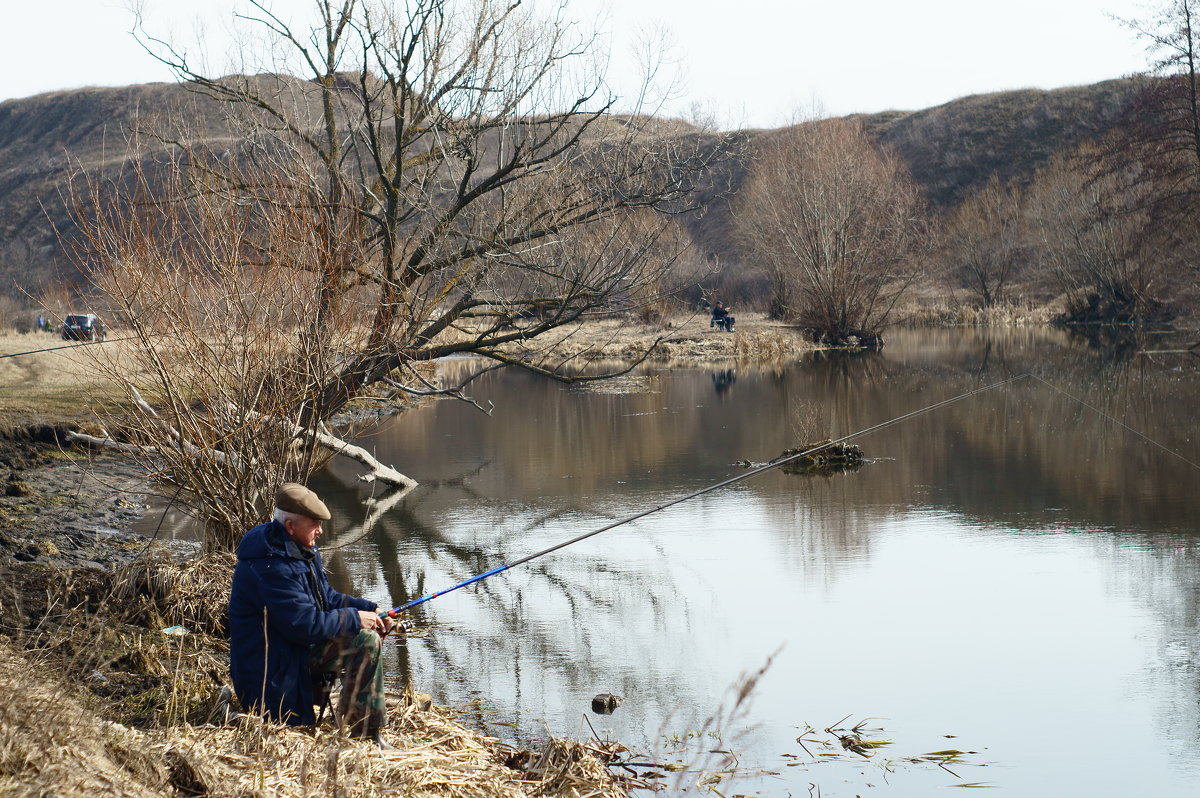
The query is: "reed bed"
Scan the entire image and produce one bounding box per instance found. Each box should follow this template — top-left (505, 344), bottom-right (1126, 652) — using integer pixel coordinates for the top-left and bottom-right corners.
top-left (0, 636), bottom-right (629, 798)
top-left (1, 551), bottom-right (636, 797)
top-left (900, 298), bottom-right (1057, 327)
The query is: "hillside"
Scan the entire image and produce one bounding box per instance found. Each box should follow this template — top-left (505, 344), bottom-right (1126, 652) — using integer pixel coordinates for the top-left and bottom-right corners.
top-left (0, 76), bottom-right (1145, 305)
top-left (677, 78), bottom-right (1144, 268)
top-left (866, 78), bottom-right (1143, 207)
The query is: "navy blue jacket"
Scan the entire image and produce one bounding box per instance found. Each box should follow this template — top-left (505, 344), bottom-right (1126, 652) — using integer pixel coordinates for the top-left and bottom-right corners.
top-left (228, 520), bottom-right (376, 724)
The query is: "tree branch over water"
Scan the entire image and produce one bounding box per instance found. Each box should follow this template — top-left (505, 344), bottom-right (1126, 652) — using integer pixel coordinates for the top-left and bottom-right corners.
top-left (69, 0), bottom-right (730, 547)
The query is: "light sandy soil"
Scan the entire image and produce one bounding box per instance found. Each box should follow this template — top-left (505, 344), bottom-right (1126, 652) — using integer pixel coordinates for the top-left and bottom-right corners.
top-left (520, 311), bottom-right (814, 363)
top-left (0, 331), bottom-right (128, 424)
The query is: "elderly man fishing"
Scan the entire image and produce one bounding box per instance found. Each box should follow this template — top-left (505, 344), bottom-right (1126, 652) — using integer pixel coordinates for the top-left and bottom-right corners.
top-left (229, 483), bottom-right (393, 746)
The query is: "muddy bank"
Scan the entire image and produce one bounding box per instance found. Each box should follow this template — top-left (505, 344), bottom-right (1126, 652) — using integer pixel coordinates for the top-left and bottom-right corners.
top-left (0, 422), bottom-right (221, 576)
top-left (0, 437), bottom-right (173, 572)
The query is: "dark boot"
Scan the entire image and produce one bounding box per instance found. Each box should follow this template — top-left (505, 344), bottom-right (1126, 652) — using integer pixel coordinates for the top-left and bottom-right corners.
top-left (359, 709), bottom-right (393, 750)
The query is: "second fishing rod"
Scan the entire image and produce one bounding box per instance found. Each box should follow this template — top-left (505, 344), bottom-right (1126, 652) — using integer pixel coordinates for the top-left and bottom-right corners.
top-left (380, 372), bottom-right (1032, 619)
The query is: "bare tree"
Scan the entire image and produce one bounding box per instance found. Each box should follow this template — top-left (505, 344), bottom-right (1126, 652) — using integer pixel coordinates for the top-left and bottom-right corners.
top-left (1022, 143), bottom-right (1172, 324)
top-left (733, 118), bottom-right (926, 346)
top-left (1111, 0), bottom-right (1200, 220)
top-left (940, 176), bottom-right (1023, 307)
top-left (68, 0), bottom-right (722, 547)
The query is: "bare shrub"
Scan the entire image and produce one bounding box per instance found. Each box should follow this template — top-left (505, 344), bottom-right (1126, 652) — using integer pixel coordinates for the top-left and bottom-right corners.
top-left (939, 176), bottom-right (1025, 307)
top-left (1023, 143), bottom-right (1174, 324)
top-left (733, 118), bottom-right (928, 346)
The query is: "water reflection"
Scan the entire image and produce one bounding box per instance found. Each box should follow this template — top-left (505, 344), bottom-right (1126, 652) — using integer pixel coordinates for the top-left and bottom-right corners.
top-left (710, 368), bottom-right (737, 396)
top-left (260, 327), bottom-right (1200, 793)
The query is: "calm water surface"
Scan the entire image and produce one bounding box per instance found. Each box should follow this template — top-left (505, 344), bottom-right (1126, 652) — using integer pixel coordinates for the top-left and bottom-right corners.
top-left (312, 327), bottom-right (1200, 796)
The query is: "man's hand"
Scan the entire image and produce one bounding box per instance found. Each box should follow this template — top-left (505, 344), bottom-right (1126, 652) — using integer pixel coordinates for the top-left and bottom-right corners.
top-left (358, 610), bottom-right (396, 638)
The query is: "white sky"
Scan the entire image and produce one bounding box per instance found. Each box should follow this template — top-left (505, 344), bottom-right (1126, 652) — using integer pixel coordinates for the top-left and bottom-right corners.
top-left (1, 0), bottom-right (1160, 129)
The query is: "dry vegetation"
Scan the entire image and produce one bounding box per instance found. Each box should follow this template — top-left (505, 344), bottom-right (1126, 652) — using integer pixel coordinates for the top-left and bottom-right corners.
top-left (0, 332), bottom-right (132, 424)
top-left (515, 312), bottom-right (813, 364)
top-left (0, 544), bottom-right (652, 798)
top-left (0, 635), bottom-right (633, 798)
top-left (0, 314), bottom-right (813, 429)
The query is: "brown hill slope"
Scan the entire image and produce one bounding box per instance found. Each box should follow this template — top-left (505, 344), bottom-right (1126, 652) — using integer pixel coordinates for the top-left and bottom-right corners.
top-left (673, 79), bottom-right (1143, 268)
top-left (0, 82), bottom-right (226, 296)
top-left (867, 78), bottom-right (1143, 207)
top-left (0, 76), bottom-right (1145, 301)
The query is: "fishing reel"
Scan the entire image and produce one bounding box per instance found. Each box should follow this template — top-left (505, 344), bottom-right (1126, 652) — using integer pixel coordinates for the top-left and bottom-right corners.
top-left (379, 612), bottom-right (415, 639)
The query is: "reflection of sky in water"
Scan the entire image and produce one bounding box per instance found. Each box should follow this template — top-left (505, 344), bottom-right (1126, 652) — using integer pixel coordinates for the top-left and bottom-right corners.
top-left (294, 328), bottom-right (1200, 794)
top-left (357, 484), bottom-right (1200, 794)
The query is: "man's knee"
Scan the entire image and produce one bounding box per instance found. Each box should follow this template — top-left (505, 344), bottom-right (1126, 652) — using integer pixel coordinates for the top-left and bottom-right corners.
top-left (352, 628), bottom-right (381, 655)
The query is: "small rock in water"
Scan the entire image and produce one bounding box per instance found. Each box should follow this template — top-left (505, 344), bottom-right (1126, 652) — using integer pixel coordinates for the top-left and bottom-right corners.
top-left (591, 693), bottom-right (623, 714)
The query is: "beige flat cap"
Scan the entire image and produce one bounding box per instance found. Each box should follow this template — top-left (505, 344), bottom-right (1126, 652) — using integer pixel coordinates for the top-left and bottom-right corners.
top-left (275, 482), bottom-right (331, 520)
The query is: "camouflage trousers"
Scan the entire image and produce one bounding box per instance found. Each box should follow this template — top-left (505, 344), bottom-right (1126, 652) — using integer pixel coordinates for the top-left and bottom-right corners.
top-left (310, 629), bottom-right (386, 736)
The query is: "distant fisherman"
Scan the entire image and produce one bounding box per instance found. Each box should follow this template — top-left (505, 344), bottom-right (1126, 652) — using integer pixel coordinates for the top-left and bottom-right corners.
top-left (710, 301), bottom-right (736, 331)
top-left (228, 483), bottom-right (393, 746)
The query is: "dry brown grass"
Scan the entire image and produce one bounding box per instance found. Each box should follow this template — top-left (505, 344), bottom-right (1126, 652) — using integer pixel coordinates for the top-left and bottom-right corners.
top-left (0, 637), bottom-right (170, 797)
top-left (0, 554), bottom-right (636, 797)
top-left (150, 701), bottom-right (627, 798)
top-left (0, 634), bottom-right (629, 797)
top-left (897, 296), bottom-right (1060, 327)
top-left (111, 550), bottom-right (237, 636)
top-left (529, 312), bottom-right (814, 364)
top-left (0, 332), bottom-right (134, 424)
top-left (0, 314), bottom-right (812, 432)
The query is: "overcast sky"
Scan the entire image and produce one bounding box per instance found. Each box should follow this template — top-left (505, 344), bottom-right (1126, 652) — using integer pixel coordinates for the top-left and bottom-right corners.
top-left (2, 0), bottom-right (1161, 129)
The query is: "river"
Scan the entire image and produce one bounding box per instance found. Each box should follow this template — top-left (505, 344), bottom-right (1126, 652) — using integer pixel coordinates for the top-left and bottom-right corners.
top-left (312, 326), bottom-right (1200, 796)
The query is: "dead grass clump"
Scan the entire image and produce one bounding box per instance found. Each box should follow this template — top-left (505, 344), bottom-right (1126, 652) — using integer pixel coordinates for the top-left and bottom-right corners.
top-left (517, 737), bottom-right (628, 797)
top-left (732, 330), bottom-right (793, 360)
top-left (0, 639), bottom-right (169, 797)
top-left (147, 700), bottom-right (629, 798)
top-left (110, 549), bottom-right (236, 636)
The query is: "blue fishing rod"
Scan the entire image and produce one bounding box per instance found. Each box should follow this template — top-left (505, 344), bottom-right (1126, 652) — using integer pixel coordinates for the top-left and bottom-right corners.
top-left (381, 372), bottom-right (1033, 619)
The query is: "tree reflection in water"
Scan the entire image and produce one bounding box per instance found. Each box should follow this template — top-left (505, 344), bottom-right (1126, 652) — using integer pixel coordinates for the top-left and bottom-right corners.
top-left (304, 325), bottom-right (1200, 785)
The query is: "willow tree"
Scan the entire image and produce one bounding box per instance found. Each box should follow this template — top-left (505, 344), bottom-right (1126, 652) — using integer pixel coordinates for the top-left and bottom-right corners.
top-left (734, 118), bottom-right (925, 347)
top-left (71, 0), bottom-right (720, 548)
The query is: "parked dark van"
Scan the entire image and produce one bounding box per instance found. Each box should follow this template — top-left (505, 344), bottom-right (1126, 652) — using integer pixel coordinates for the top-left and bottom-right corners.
top-left (61, 314), bottom-right (107, 342)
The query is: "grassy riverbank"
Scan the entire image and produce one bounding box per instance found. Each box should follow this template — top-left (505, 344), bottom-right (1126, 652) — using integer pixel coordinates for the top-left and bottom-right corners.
top-left (0, 443), bottom-right (651, 797)
top-left (0, 632), bottom-right (632, 797)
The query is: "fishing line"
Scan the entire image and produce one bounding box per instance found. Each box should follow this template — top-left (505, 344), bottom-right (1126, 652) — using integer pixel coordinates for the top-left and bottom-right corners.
top-left (1028, 373), bottom-right (1200, 473)
top-left (382, 371), bottom-right (1033, 617)
top-left (0, 336), bottom-right (134, 359)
